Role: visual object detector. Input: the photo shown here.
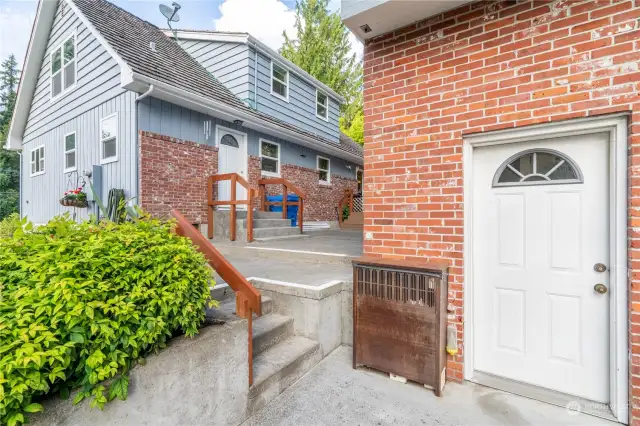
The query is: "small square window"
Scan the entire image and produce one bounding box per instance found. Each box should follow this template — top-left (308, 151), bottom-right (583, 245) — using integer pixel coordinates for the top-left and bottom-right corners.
top-left (64, 132), bottom-right (76, 172)
top-left (271, 62), bottom-right (289, 101)
top-left (30, 146), bottom-right (45, 176)
top-left (260, 140), bottom-right (280, 176)
top-left (100, 114), bottom-right (118, 163)
top-left (316, 91), bottom-right (328, 120)
top-left (317, 156), bottom-right (330, 184)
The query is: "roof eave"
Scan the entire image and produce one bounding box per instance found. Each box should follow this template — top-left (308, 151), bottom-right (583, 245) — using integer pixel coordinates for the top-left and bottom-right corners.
top-left (6, 0), bottom-right (55, 151)
top-left (126, 73), bottom-right (363, 164)
top-left (167, 30), bottom-right (347, 104)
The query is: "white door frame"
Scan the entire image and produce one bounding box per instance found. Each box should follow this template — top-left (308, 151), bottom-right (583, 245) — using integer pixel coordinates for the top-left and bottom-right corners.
top-left (462, 114), bottom-right (629, 424)
top-left (215, 124), bottom-right (248, 176)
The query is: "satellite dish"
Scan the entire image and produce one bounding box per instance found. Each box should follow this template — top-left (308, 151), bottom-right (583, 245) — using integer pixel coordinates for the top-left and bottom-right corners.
top-left (159, 3), bottom-right (180, 22)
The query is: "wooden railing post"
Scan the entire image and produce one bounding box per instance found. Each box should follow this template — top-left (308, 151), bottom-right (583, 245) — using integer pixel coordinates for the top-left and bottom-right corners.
top-left (298, 198), bottom-right (303, 234)
top-left (207, 176), bottom-right (214, 239)
top-left (282, 184), bottom-right (288, 221)
top-left (230, 174), bottom-right (237, 242)
top-left (348, 189), bottom-right (354, 216)
top-left (247, 188), bottom-right (254, 242)
top-left (259, 183), bottom-right (266, 211)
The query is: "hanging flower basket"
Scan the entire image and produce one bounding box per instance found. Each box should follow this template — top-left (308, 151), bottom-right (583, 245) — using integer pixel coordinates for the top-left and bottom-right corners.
top-left (60, 187), bottom-right (88, 208)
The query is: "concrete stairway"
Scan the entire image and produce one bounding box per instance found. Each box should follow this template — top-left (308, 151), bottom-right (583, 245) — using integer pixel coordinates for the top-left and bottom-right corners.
top-left (207, 293), bottom-right (321, 415)
top-left (212, 210), bottom-right (307, 242)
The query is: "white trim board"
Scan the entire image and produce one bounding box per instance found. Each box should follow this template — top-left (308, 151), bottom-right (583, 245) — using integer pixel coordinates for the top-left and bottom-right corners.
top-left (462, 113), bottom-right (629, 424)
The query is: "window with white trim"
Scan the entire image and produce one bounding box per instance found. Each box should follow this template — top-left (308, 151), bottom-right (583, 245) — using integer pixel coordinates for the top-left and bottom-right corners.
top-left (493, 149), bottom-right (583, 187)
top-left (30, 146), bottom-right (45, 176)
top-left (260, 139), bottom-right (280, 176)
top-left (64, 132), bottom-right (76, 172)
top-left (317, 156), bottom-right (330, 184)
top-left (271, 62), bottom-right (289, 100)
top-left (316, 90), bottom-right (328, 120)
top-left (51, 33), bottom-right (76, 98)
top-left (100, 114), bottom-right (118, 163)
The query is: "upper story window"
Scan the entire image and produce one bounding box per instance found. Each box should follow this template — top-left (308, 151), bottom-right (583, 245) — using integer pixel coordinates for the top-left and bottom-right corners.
top-left (317, 155), bottom-right (330, 184)
top-left (316, 90), bottom-right (328, 121)
top-left (260, 139), bottom-right (280, 176)
top-left (493, 149), bottom-right (583, 187)
top-left (64, 132), bottom-right (76, 173)
top-left (51, 33), bottom-right (76, 99)
top-left (271, 62), bottom-right (289, 101)
top-left (30, 146), bottom-right (45, 177)
top-left (100, 113), bottom-right (118, 164)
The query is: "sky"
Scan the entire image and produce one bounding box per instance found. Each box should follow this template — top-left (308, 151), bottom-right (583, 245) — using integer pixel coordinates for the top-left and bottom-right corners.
top-left (0, 0), bottom-right (362, 70)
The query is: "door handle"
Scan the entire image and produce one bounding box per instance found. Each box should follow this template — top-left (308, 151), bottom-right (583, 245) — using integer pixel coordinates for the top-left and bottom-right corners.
top-left (594, 283), bottom-right (608, 294)
top-left (594, 263), bottom-right (607, 273)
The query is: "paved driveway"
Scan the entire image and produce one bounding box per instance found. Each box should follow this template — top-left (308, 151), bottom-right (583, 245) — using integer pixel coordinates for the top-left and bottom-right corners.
top-left (243, 346), bottom-right (616, 426)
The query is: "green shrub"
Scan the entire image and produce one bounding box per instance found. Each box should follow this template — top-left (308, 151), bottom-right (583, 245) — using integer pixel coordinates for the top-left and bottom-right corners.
top-left (0, 213), bottom-right (20, 238)
top-left (0, 214), bottom-right (214, 425)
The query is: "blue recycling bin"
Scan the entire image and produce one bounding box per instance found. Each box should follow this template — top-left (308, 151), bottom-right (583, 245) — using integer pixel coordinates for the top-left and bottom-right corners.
top-left (267, 194), bottom-right (299, 227)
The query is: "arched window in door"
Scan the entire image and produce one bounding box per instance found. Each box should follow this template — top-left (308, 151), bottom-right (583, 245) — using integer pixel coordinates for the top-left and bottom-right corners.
top-left (220, 134), bottom-right (239, 148)
top-left (493, 149), bottom-right (583, 187)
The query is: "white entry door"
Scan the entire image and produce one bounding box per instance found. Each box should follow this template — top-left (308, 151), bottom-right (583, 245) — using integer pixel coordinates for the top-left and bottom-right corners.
top-left (472, 132), bottom-right (610, 403)
top-left (217, 128), bottom-right (247, 209)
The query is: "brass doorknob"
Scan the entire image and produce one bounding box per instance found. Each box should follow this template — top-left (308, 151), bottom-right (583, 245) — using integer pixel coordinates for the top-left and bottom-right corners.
top-left (594, 263), bottom-right (607, 272)
top-left (594, 284), bottom-right (608, 294)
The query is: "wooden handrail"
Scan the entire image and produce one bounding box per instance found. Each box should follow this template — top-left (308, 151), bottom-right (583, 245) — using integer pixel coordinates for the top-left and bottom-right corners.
top-left (207, 173), bottom-right (257, 242)
top-left (258, 177), bottom-right (306, 235)
top-left (171, 209), bottom-right (261, 386)
top-left (337, 189), bottom-right (354, 229)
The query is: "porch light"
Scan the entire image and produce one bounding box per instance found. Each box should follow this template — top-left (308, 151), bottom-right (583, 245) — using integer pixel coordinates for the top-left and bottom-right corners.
top-left (233, 119), bottom-right (243, 127)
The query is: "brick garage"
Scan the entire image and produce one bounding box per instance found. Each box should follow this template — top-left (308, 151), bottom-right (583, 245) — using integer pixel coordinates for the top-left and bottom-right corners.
top-left (362, 0), bottom-right (640, 421)
top-left (139, 131), bottom-right (357, 224)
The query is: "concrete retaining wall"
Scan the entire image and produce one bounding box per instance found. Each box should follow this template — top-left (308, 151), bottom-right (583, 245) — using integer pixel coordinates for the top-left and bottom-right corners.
top-left (250, 279), bottom-right (353, 356)
top-left (30, 319), bottom-right (249, 426)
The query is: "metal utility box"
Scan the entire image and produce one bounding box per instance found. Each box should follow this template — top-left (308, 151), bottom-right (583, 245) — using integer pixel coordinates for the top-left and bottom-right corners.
top-left (352, 257), bottom-right (449, 396)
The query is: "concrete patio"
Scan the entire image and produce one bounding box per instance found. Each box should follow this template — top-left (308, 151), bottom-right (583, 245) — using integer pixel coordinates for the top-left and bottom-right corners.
top-left (243, 346), bottom-right (617, 426)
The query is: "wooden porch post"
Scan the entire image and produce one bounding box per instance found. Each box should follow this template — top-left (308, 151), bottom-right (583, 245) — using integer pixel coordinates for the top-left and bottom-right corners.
top-left (282, 185), bottom-right (288, 221)
top-left (230, 174), bottom-right (237, 241)
top-left (207, 176), bottom-right (214, 239)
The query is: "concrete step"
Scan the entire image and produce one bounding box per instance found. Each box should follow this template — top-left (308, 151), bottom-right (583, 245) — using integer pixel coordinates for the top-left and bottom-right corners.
top-left (253, 218), bottom-right (292, 228)
top-left (248, 336), bottom-right (321, 414)
top-left (253, 234), bottom-right (310, 243)
top-left (252, 314), bottom-right (294, 356)
top-left (253, 226), bottom-right (302, 239)
top-left (255, 211), bottom-right (282, 219)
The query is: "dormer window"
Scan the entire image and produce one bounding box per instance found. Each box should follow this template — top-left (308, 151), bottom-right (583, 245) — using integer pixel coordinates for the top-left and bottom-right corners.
top-left (316, 90), bottom-right (328, 121)
top-left (51, 33), bottom-right (76, 99)
top-left (271, 62), bottom-right (289, 101)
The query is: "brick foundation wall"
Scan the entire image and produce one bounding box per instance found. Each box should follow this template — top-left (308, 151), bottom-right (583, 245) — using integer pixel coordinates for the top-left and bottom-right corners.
top-left (363, 0), bottom-right (640, 418)
top-left (139, 131), bottom-right (218, 224)
top-left (139, 131), bottom-right (358, 224)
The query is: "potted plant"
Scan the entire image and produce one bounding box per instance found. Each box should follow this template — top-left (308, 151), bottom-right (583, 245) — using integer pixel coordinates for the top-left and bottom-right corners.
top-left (60, 187), bottom-right (88, 208)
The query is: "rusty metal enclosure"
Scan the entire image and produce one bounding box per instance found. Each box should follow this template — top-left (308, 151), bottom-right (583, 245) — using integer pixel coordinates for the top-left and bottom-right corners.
top-left (352, 257), bottom-right (449, 396)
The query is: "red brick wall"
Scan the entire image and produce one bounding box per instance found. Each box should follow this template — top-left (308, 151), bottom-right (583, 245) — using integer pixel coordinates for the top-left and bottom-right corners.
top-left (139, 131), bottom-right (218, 224)
top-left (363, 0), bottom-right (640, 414)
top-left (139, 132), bottom-right (357, 224)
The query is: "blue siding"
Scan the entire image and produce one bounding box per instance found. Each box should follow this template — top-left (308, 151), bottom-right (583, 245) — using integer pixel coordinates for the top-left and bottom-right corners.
top-left (138, 97), bottom-right (356, 179)
top-left (20, 2), bottom-right (137, 224)
top-left (178, 39), bottom-right (254, 105)
top-left (253, 50), bottom-right (341, 143)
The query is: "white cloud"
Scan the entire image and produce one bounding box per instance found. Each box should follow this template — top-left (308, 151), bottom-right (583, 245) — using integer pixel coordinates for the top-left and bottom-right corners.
top-left (0, 3), bottom-right (37, 67)
top-left (213, 0), bottom-right (296, 51)
top-left (213, 0), bottom-right (362, 60)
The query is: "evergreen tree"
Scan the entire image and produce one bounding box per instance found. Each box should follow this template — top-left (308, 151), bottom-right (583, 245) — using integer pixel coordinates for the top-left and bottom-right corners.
top-left (0, 54), bottom-right (20, 219)
top-left (280, 0), bottom-right (363, 143)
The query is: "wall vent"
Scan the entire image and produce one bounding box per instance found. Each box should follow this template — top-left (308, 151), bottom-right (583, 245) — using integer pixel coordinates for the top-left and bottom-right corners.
top-left (360, 24), bottom-right (372, 33)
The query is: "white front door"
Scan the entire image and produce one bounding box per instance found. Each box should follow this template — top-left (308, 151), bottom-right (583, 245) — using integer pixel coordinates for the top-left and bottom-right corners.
top-left (472, 132), bottom-right (610, 402)
top-left (217, 128), bottom-right (247, 209)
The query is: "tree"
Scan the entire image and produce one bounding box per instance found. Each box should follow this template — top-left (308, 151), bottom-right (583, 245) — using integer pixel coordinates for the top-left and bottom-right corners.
top-left (280, 0), bottom-right (363, 143)
top-left (0, 54), bottom-right (20, 220)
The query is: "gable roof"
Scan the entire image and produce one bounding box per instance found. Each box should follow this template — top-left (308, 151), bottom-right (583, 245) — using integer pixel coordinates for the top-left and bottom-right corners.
top-left (166, 30), bottom-right (346, 104)
top-left (7, 0), bottom-right (362, 164)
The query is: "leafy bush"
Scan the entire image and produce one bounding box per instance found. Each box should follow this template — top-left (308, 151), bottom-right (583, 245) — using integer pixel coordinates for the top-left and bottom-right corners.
top-left (0, 214), bottom-right (214, 425)
top-left (0, 213), bottom-right (20, 238)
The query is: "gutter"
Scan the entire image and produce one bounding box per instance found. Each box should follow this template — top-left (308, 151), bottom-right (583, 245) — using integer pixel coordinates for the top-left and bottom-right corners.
top-left (134, 84), bottom-right (155, 201)
top-left (129, 73), bottom-right (363, 164)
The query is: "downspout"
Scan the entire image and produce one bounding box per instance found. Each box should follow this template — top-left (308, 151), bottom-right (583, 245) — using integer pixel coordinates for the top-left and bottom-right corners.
top-left (134, 84), bottom-right (155, 203)
top-left (18, 151), bottom-right (22, 218)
